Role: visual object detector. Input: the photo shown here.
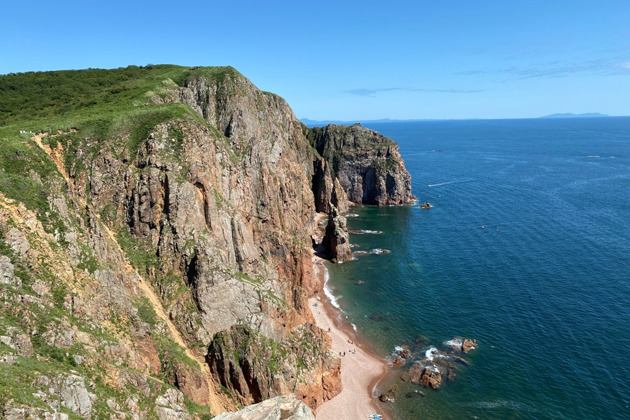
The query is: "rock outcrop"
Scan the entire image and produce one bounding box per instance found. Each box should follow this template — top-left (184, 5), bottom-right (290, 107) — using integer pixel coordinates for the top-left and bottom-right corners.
top-left (213, 395), bottom-right (315, 420)
top-left (206, 324), bottom-right (339, 411)
top-left (323, 207), bottom-right (352, 263)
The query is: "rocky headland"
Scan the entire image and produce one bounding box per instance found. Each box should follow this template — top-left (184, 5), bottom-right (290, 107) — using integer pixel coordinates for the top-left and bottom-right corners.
top-left (0, 65), bottom-right (412, 419)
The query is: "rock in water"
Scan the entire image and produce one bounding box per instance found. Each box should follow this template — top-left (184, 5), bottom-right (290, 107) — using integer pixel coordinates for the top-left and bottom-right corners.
top-left (462, 338), bottom-right (477, 352)
top-left (420, 367), bottom-right (442, 389)
top-left (379, 385), bottom-right (398, 403)
top-left (323, 207), bottom-right (352, 262)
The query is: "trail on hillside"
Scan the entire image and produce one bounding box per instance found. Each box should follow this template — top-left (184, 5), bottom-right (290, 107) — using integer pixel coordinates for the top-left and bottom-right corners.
top-left (31, 133), bottom-right (234, 415)
top-left (31, 132), bottom-right (74, 189)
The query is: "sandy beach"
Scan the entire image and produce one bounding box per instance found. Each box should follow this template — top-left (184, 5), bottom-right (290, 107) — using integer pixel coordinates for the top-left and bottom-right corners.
top-left (309, 257), bottom-right (390, 420)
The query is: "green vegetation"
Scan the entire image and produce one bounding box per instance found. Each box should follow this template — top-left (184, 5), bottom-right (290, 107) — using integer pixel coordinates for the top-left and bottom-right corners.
top-left (155, 335), bottom-right (199, 370)
top-left (115, 226), bottom-right (159, 273)
top-left (136, 297), bottom-right (158, 327)
top-left (0, 65), bottom-right (240, 126)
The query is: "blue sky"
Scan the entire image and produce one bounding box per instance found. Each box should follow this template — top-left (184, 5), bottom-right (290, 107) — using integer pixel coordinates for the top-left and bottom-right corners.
top-left (2, 0), bottom-right (629, 120)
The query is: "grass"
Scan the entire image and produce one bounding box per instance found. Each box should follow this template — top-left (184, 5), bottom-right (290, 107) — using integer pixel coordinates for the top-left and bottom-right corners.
top-left (136, 297), bottom-right (158, 327)
top-left (155, 334), bottom-right (199, 370)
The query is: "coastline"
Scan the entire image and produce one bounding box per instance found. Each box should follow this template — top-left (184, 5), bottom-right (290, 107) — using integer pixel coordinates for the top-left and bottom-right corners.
top-left (309, 231), bottom-right (391, 420)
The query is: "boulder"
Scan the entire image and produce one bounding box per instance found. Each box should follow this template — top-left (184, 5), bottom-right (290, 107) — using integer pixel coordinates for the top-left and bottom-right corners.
top-left (462, 339), bottom-right (477, 352)
top-left (58, 375), bottom-right (94, 417)
top-left (0, 255), bottom-right (20, 287)
top-left (420, 367), bottom-right (442, 389)
top-left (213, 395), bottom-right (315, 420)
top-left (155, 388), bottom-right (191, 420)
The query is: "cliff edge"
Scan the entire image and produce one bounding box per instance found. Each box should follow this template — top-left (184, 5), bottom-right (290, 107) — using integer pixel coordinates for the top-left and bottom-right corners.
top-left (0, 65), bottom-right (412, 418)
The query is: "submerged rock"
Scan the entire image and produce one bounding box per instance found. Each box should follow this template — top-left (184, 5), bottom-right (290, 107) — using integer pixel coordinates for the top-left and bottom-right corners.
top-left (379, 385), bottom-right (398, 403)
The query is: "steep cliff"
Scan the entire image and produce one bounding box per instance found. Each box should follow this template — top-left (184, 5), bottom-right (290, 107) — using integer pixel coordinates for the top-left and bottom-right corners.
top-left (309, 123), bottom-right (415, 207)
top-left (0, 65), bottom-right (412, 418)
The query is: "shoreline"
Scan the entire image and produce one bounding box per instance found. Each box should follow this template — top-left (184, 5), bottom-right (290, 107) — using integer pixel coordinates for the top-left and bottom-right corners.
top-left (309, 236), bottom-right (392, 420)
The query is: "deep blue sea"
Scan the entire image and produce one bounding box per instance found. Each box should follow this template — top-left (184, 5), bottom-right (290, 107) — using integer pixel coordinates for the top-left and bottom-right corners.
top-left (324, 118), bottom-right (630, 419)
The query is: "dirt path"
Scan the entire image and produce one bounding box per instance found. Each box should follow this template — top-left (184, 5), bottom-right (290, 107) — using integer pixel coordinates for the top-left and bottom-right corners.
top-left (31, 132), bottom-right (73, 188)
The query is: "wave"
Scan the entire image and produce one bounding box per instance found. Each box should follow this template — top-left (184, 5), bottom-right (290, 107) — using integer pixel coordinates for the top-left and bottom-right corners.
top-left (349, 229), bottom-right (383, 235)
top-left (584, 154), bottom-right (615, 159)
top-left (463, 400), bottom-right (528, 410)
top-left (424, 347), bottom-right (439, 362)
top-left (346, 213), bottom-right (360, 218)
top-left (428, 178), bottom-right (475, 188)
top-left (353, 248), bottom-right (390, 257)
top-left (444, 338), bottom-right (463, 348)
top-left (323, 269), bottom-right (342, 309)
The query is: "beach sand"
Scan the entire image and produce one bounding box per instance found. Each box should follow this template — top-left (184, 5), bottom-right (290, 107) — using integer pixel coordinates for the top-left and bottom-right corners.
top-left (309, 257), bottom-right (390, 420)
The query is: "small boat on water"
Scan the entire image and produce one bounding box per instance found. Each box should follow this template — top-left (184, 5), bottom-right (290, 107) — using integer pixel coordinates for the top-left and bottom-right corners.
top-left (420, 202), bottom-right (432, 209)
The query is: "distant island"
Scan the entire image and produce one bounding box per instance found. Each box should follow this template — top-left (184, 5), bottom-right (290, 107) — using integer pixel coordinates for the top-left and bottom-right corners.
top-left (302, 113), bottom-right (621, 126)
top-left (539, 113), bottom-right (610, 119)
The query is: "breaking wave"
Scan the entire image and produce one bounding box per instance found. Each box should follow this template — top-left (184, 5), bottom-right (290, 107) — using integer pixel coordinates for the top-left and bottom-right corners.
top-left (323, 269), bottom-right (341, 309)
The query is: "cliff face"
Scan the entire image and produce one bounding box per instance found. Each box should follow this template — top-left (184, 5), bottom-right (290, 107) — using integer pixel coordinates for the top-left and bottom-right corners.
top-left (309, 123), bottom-right (415, 207)
top-left (0, 65), bottom-right (412, 418)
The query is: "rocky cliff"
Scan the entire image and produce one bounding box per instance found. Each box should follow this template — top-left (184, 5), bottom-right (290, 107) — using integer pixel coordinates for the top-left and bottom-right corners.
top-left (0, 65), bottom-right (412, 419)
top-left (309, 123), bottom-right (415, 207)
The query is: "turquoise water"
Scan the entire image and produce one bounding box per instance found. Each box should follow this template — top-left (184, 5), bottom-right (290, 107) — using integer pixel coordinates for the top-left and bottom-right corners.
top-left (324, 118), bottom-right (630, 419)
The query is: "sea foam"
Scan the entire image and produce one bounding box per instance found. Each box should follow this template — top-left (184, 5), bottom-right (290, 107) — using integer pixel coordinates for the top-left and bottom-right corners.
top-left (323, 269), bottom-right (341, 309)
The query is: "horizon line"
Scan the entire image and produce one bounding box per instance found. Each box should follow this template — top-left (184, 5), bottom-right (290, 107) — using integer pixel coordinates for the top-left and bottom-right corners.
top-left (300, 113), bottom-right (628, 124)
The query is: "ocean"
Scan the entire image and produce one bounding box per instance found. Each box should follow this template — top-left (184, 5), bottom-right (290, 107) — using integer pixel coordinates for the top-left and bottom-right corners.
top-left (323, 118), bottom-right (630, 419)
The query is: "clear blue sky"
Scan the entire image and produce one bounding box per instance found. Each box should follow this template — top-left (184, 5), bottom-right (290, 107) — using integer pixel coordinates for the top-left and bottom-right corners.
top-left (2, 0), bottom-right (629, 120)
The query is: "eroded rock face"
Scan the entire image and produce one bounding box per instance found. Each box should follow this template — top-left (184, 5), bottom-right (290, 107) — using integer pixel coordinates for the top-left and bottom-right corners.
top-left (323, 207), bottom-right (352, 263)
top-left (309, 124), bottom-right (415, 206)
top-left (207, 324), bottom-right (339, 410)
top-left (213, 395), bottom-right (315, 420)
